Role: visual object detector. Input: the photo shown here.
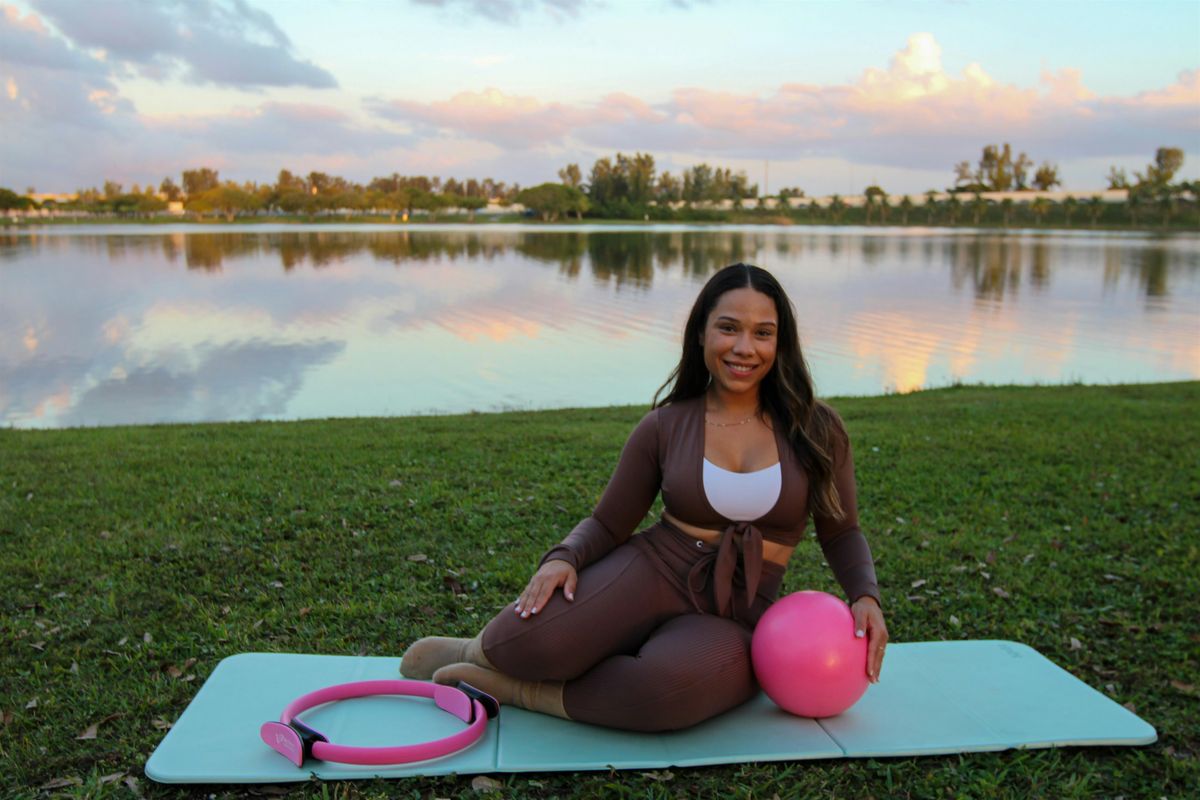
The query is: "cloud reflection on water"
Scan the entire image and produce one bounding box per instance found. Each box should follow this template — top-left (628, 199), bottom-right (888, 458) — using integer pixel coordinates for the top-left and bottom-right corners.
top-left (0, 227), bottom-right (1197, 428)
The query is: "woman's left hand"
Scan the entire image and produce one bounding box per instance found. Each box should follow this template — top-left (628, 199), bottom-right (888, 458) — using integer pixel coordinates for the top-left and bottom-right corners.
top-left (851, 596), bottom-right (887, 683)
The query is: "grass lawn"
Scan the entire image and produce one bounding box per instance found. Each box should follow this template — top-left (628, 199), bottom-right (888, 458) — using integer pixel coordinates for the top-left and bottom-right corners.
top-left (2, 383), bottom-right (1197, 799)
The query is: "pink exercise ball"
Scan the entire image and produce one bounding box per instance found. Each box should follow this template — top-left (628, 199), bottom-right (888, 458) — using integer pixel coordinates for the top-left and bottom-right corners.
top-left (751, 590), bottom-right (869, 718)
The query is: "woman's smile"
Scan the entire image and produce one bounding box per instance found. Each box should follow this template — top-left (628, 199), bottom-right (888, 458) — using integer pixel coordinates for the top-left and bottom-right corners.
top-left (702, 286), bottom-right (779, 400)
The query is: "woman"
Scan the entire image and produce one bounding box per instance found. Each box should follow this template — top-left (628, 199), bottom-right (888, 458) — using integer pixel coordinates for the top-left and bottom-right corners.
top-left (402, 263), bottom-right (887, 731)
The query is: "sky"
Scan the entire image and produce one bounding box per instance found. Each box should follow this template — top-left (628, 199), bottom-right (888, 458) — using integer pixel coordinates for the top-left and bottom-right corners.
top-left (2, 0), bottom-right (1198, 196)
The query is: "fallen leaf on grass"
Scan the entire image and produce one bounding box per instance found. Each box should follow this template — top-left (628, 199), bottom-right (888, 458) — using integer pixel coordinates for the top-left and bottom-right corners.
top-left (124, 776), bottom-right (144, 798)
top-left (30, 641), bottom-right (45, 650)
top-left (389, 479), bottom-right (404, 487)
top-left (100, 772), bottom-right (124, 784)
top-left (949, 615), bottom-right (961, 628)
top-left (1103, 574), bottom-right (1123, 582)
top-left (910, 579), bottom-right (927, 589)
top-left (39, 777), bottom-right (81, 790)
top-left (992, 587), bottom-right (1010, 599)
top-left (2, 709), bottom-right (12, 726)
top-left (443, 575), bottom-right (466, 596)
top-left (640, 770), bottom-right (674, 782)
top-left (25, 698), bottom-right (37, 709)
top-left (118, 636), bottom-right (128, 647)
top-left (471, 775), bottom-right (502, 792)
top-left (143, 632), bottom-right (153, 644)
top-left (164, 658), bottom-right (197, 678)
top-left (152, 718), bottom-right (173, 731)
top-left (1069, 637), bottom-right (1083, 650)
top-left (298, 607), bottom-right (311, 617)
top-left (1170, 680), bottom-right (1197, 696)
top-left (76, 712), bottom-right (122, 740)
top-left (407, 553), bottom-right (429, 563)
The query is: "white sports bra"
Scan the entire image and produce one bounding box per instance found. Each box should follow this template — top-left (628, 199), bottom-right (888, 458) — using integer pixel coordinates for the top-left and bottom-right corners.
top-left (702, 459), bottom-right (782, 521)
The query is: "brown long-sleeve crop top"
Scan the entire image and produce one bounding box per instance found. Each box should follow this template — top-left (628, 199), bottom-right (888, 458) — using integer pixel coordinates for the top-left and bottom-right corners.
top-left (541, 395), bottom-right (881, 606)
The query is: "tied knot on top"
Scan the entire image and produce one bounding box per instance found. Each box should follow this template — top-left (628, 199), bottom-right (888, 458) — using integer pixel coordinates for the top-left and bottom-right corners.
top-left (686, 522), bottom-right (763, 623)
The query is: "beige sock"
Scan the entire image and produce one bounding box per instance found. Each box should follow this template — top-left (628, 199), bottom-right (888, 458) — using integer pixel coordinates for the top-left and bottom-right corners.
top-left (399, 633), bottom-right (493, 680)
top-left (432, 662), bottom-right (568, 720)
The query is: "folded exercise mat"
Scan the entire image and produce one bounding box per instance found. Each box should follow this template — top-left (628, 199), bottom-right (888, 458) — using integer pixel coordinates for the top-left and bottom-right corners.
top-left (145, 640), bottom-right (1156, 783)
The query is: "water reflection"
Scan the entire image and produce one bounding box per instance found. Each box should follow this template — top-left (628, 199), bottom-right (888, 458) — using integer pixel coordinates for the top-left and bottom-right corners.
top-left (1, 227), bottom-right (1197, 428)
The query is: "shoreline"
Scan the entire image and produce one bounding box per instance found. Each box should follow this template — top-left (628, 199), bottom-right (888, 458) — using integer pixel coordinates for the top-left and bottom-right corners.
top-left (3, 215), bottom-right (1197, 235)
top-left (5, 380), bottom-right (1197, 434)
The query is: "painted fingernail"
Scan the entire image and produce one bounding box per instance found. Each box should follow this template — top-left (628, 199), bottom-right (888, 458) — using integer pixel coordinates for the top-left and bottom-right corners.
top-left (566, 592), bottom-right (574, 601)
top-left (520, 610), bottom-right (529, 618)
top-left (531, 607), bottom-right (538, 614)
top-left (855, 629), bottom-right (865, 638)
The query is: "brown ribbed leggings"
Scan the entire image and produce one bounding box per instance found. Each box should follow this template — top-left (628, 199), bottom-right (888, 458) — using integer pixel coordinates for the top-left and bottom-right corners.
top-left (480, 523), bottom-right (783, 731)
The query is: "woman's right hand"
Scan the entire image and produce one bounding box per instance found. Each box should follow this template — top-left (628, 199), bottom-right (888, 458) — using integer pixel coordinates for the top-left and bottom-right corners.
top-left (514, 559), bottom-right (578, 619)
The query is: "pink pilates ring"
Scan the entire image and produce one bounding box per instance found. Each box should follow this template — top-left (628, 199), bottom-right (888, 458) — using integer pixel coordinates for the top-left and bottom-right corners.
top-left (260, 680), bottom-right (499, 767)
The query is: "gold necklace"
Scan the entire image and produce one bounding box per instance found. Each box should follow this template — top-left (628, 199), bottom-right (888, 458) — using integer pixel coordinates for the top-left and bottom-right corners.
top-left (705, 410), bottom-right (757, 427)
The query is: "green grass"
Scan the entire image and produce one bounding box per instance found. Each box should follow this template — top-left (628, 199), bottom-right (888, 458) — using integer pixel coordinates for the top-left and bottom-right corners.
top-left (2, 383), bottom-right (1197, 799)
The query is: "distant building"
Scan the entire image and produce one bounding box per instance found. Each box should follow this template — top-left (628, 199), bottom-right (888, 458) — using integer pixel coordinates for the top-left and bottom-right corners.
top-left (29, 192), bottom-right (79, 204)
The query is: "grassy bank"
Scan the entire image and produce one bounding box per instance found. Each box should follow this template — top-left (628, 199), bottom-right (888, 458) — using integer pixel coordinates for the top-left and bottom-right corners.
top-left (1, 383), bottom-right (1197, 799)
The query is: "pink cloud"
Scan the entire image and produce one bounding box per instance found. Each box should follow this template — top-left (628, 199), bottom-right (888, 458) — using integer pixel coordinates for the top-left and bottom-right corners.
top-left (371, 87), bottom-right (667, 148)
top-left (367, 32), bottom-right (1198, 170)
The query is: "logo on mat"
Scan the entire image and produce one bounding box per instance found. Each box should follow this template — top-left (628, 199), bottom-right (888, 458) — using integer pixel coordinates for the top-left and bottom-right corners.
top-left (276, 732), bottom-right (298, 753)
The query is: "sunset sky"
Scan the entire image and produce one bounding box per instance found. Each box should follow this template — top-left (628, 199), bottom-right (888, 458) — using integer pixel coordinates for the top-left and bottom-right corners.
top-left (3, 0), bottom-right (1198, 196)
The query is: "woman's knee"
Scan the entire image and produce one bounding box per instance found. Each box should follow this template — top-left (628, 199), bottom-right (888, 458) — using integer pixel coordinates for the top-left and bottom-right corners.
top-left (481, 544), bottom-right (675, 681)
top-left (565, 614), bottom-right (758, 731)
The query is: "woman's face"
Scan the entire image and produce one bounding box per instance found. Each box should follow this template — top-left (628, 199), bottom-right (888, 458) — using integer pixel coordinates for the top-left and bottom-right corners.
top-left (700, 286), bottom-right (778, 400)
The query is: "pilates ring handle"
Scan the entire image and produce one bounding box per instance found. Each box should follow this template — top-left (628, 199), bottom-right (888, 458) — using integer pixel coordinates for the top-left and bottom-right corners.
top-left (260, 679), bottom-right (499, 767)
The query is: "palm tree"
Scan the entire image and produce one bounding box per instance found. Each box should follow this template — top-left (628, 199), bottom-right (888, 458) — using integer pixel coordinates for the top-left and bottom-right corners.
top-left (828, 195), bottom-right (846, 223)
top-left (1062, 196), bottom-right (1078, 227)
top-left (1000, 198), bottom-right (1015, 227)
top-left (946, 194), bottom-right (962, 225)
top-left (970, 192), bottom-right (989, 226)
top-left (1030, 198), bottom-right (1052, 226)
top-left (1156, 185), bottom-right (1178, 228)
top-left (1086, 196), bottom-right (1104, 228)
top-left (898, 195), bottom-right (914, 225)
top-left (1126, 188), bottom-right (1145, 226)
top-left (924, 190), bottom-right (939, 224)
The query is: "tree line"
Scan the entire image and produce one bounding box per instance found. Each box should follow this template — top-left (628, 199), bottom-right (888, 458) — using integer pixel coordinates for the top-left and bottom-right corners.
top-left (1, 146), bottom-right (1193, 230)
top-left (5, 169), bottom-right (526, 221)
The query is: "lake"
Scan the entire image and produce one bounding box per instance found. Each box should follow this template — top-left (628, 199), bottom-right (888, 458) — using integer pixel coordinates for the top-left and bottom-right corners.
top-left (2, 224), bottom-right (1197, 429)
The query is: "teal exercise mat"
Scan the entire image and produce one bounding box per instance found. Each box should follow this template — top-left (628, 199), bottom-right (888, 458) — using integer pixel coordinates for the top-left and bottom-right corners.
top-left (145, 641), bottom-right (1156, 784)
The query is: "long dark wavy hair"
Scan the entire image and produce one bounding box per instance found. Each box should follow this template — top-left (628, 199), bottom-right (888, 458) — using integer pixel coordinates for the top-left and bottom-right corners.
top-left (653, 263), bottom-right (845, 519)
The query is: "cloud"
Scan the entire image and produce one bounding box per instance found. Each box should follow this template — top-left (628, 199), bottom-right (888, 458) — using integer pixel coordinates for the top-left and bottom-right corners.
top-left (148, 102), bottom-right (406, 158)
top-left (370, 88), bottom-right (666, 148)
top-left (59, 339), bottom-right (345, 426)
top-left (367, 32), bottom-right (1200, 171)
top-left (29, 0), bottom-right (336, 88)
top-left (411, 0), bottom-right (595, 24)
top-left (0, 4), bottom-right (135, 133)
top-left (0, 4), bottom-right (102, 73)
